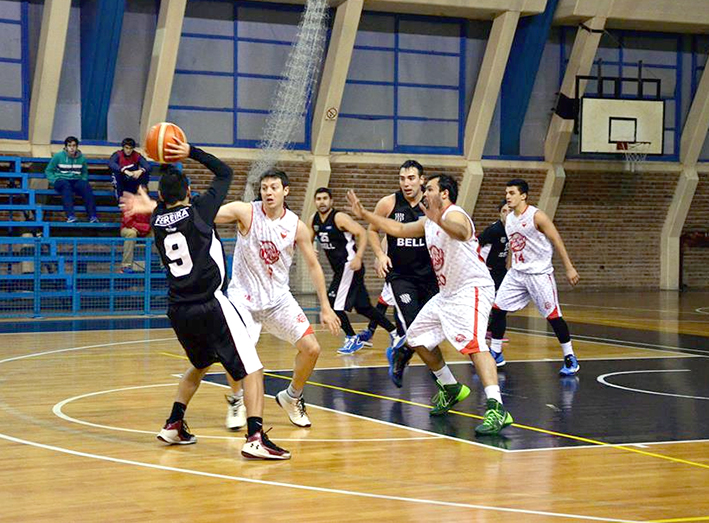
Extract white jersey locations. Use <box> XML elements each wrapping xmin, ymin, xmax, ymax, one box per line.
<box><xmin>505</xmin><ymin>204</ymin><xmax>553</xmax><ymax>274</ymax></box>
<box><xmin>424</xmin><ymin>204</ymin><xmax>493</xmax><ymax>297</ymax></box>
<box><xmin>228</xmin><ymin>201</ymin><xmax>299</xmax><ymax>310</ymax></box>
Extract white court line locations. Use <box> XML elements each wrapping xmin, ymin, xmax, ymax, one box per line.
<box><xmin>560</xmin><ymin>301</ymin><xmax>709</xmax><ymax>317</ymax></box>
<box><xmin>0</xmin><ymin>432</ymin><xmax>640</xmax><ymax>522</ymax></box>
<box><xmin>51</xmin><ymin>383</ymin><xmax>442</xmax><ymax>444</ymax></box>
<box><xmin>597</xmin><ymin>369</ymin><xmax>709</xmax><ymax>401</ymax></box>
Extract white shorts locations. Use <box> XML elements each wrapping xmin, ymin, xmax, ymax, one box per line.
<box><xmin>494</xmin><ymin>269</ymin><xmax>562</xmax><ymax>319</ymax></box>
<box><xmin>229</xmin><ymin>292</ymin><xmax>314</xmax><ymax>346</ymax></box>
<box><xmin>378</xmin><ymin>282</ymin><xmax>394</xmax><ymax>307</ymax></box>
<box><xmin>407</xmin><ymin>285</ymin><xmax>494</xmax><ymax>354</ymax></box>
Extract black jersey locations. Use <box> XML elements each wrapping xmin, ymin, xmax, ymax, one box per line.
<box><xmin>312</xmin><ymin>209</ymin><xmax>355</xmax><ymax>272</ymax></box>
<box><xmin>478</xmin><ymin>219</ymin><xmax>508</xmax><ymax>276</ymax></box>
<box><xmin>386</xmin><ymin>191</ymin><xmax>436</xmax><ymax>283</ymax></box>
<box><xmin>152</xmin><ymin>147</ymin><xmax>232</xmax><ymax>304</ymax></box>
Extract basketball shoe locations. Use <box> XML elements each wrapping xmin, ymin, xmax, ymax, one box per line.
<box><xmin>275</xmin><ymin>389</ymin><xmax>312</xmax><ymax>427</ymax></box>
<box><xmin>490</xmin><ymin>349</ymin><xmax>506</xmax><ymax>367</ymax></box>
<box><xmin>387</xmin><ymin>346</ymin><xmax>414</xmax><ymax>388</ymax></box>
<box><xmin>157</xmin><ymin>419</ymin><xmax>197</xmax><ymax>445</ymax></box>
<box><xmin>357</xmin><ymin>328</ymin><xmax>375</xmax><ymax>347</ymax></box>
<box><xmin>475</xmin><ymin>398</ymin><xmax>514</xmax><ymax>436</ymax></box>
<box><xmin>559</xmin><ymin>354</ymin><xmax>580</xmax><ymax>376</ymax></box>
<box><xmin>387</xmin><ymin>331</ymin><xmax>407</xmax><ymax>352</ymax></box>
<box><xmin>241</xmin><ymin>430</ymin><xmax>291</xmax><ymax>460</ymax></box>
<box><xmin>225</xmin><ymin>393</ymin><xmax>247</xmax><ymax>430</ymax></box>
<box><xmin>337</xmin><ymin>335</ymin><xmax>364</xmax><ymax>355</ymax></box>
<box><xmin>430</xmin><ymin>381</ymin><xmax>470</xmax><ymax>416</ymax></box>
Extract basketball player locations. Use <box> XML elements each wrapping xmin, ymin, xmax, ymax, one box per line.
<box><xmin>120</xmin><ymin>139</ymin><xmax>289</xmax><ymax>460</ymax></box>
<box><xmin>366</xmin><ymin>160</ymin><xmax>439</xmax><ymax>387</ymax></box>
<box><xmin>489</xmin><ymin>179</ymin><xmax>580</xmax><ymax>375</ymax></box>
<box><xmin>215</xmin><ymin>169</ymin><xmax>340</xmax><ymax>428</ymax></box>
<box><xmin>478</xmin><ymin>199</ymin><xmax>511</xmax><ymax>290</ymax></box>
<box><xmin>347</xmin><ymin>174</ymin><xmax>513</xmax><ymax>435</ymax></box>
<box><xmin>310</xmin><ymin>187</ymin><xmax>403</xmax><ymax>354</ymax></box>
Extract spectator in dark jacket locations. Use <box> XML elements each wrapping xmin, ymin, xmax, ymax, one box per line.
<box><xmin>109</xmin><ymin>137</ymin><xmax>152</xmax><ymax>199</ymax></box>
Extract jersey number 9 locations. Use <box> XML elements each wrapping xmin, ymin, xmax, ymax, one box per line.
<box><xmin>164</xmin><ymin>232</ymin><xmax>194</xmax><ymax>277</ymax></box>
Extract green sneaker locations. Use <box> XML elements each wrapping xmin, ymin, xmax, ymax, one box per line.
<box><xmin>430</xmin><ymin>381</ymin><xmax>470</xmax><ymax>416</ymax></box>
<box><xmin>475</xmin><ymin>398</ymin><xmax>514</xmax><ymax>436</ymax></box>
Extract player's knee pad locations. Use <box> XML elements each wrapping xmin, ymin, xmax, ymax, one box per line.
<box><xmin>547</xmin><ymin>317</ymin><xmax>571</xmax><ymax>344</ymax></box>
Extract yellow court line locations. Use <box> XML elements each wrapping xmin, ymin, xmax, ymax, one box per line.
<box><xmin>157</xmin><ymin>352</ymin><xmax>709</xmax><ymax>471</ymax></box>
<box><xmin>263</xmin><ymin>372</ymin><xmax>709</xmax><ymax>472</ymax></box>
<box><xmin>647</xmin><ymin>517</ymin><xmax>709</xmax><ymax>523</ymax></box>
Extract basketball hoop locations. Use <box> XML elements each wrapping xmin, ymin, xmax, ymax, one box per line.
<box><xmin>616</xmin><ymin>141</ymin><xmax>651</xmax><ymax>172</ymax></box>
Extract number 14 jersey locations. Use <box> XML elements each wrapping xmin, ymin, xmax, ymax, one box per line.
<box><xmin>505</xmin><ymin>204</ymin><xmax>553</xmax><ymax>274</ymax></box>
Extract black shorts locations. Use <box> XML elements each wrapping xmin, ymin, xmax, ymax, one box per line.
<box><xmin>389</xmin><ymin>276</ymin><xmax>439</xmax><ymax>330</ymax></box>
<box><xmin>490</xmin><ymin>269</ymin><xmax>507</xmax><ymax>291</ymax></box>
<box><xmin>167</xmin><ymin>295</ymin><xmax>260</xmax><ymax>381</ymax></box>
<box><xmin>328</xmin><ymin>266</ymin><xmax>371</xmax><ymax>312</ymax></box>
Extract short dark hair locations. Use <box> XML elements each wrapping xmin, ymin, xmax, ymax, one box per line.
<box><xmin>122</xmin><ymin>137</ymin><xmax>136</xmax><ymax>148</ymax></box>
<box><xmin>64</xmin><ymin>136</ymin><xmax>79</xmax><ymax>147</ymax></box>
<box><xmin>314</xmin><ymin>187</ymin><xmax>332</xmax><ymax>198</ymax></box>
<box><xmin>427</xmin><ymin>174</ymin><xmax>458</xmax><ymax>204</ymax></box>
<box><xmin>506</xmin><ymin>178</ymin><xmax>529</xmax><ymax>196</ymax></box>
<box><xmin>400</xmin><ymin>159</ymin><xmax>424</xmax><ymax>177</ymax></box>
<box><xmin>497</xmin><ymin>199</ymin><xmax>507</xmax><ymax>212</ymax></box>
<box><xmin>158</xmin><ymin>164</ymin><xmax>189</xmax><ymax>205</ymax></box>
<box><xmin>259</xmin><ymin>168</ymin><xmax>289</xmax><ymax>188</ymax></box>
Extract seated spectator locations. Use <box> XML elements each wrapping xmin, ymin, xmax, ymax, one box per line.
<box><xmin>120</xmin><ymin>209</ymin><xmax>151</xmax><ymax>273</ymax></box>
<box><xmin>45</xmin><ymin>136</ymin><xmax>98</xmax><ymax>223</ymax></box>
<box><xmin>109</xmin><ymin>137</ymin><xmax>151</xmax><ymax>199</ymax></box>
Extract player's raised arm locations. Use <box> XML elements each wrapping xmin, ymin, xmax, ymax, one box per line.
<box><xmin>295</xmin><ymin>220</ymin><xmax>341</xmax><ymax>335</ymax></box>
<box><xmin>365</xmin><ymin>195</ymin><xmax>394</xmax><ymax>278</ymax></box>
<box><xmin>534</xmin><ymin>210</ymin><xmax>579</xmax><ymax>286</ymax></box>
<box><xmin>347</xmin><ymin>190</ymin><xmax>425</xmax><ymax>238</ymax></box>
<box><xmin>215</xmin><ymin>200</ymin><xmax>253</xmax><ymax>233</ymax></box>
<box><xmin>119</xmin><ymin>186</ymin><xmax>157</xmax><ymax>217</ymax></box>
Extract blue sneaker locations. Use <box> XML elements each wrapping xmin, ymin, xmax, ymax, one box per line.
<box><xmin>388</xmin><ymin>346</ymin><xmax>414</xmax><ymax>388</ymax></box>
<box><xmin>559</xmin><ymin>354</ymin><xmax>580</xmax><ymax>376</ymax></box>
<box><xmin>66</xmin><ymin>216</ymin><xmax>77</xmax><ymax>223</ymax></box>
<box><xmin>337</xmin><ymin>335</ymin><xmax>364</xmax><ymax>355</ymax></box>
<box><xmin>357</xmin><ymin>329</ymin><xmax>374</xmax><ymax>347</ymax></box>
<box><xmin>490</xmin><ymin>349</ymin><xmax>506</xmax><ymax>367</ymax></box>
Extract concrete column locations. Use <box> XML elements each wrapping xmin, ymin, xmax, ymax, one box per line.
<box><xmin>28</xmin><ymin>0</ymin><xmax>72</xmax><ymax>156</ymax></box>
<box><xmin>139</xmin><ymin>0</ymin><xmax>187</xmax><ymax>142</ymax></box>
<box><xmin>464</xmin><ymin>10</ymin><xmax>520</xmax><ymax>162</ymax></box>
<box><xmin>458</xmin><ymin>161</ymin><xmax>484</xmax><ymax>215</ymax></box>
<box><xmin>681</xmin><ymin>52</ymin><xmax>709</xmax><ymax>166</ymax></box>
<box><xmin>311</xmin><ymin>0</ymin><xmax>363</xmax><ymax>156</ymax></box>
<box><xmin>544</xmin><ymin>16</ymin><xmax>606</xmax><ymax>164</ymax></box>
<box><xmin>660</xmin><ymin>168</ymin><xmax>698</xmax><ymax>290</ymax></box>
<box><xmin>537</xmin><ymin>163</ymin><xmax>566</xmax><ymax>218</ymax></box>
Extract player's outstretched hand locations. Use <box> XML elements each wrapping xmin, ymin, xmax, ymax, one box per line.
<box><xmin>164</xmin><ymin>137</ymin><xmax>190</xmax><ymax>162</ymax></box>
<box><xmin>119</xmin><ymin>186</ymin><xmax>156</xmax><ymax>217</ymax></box>
<box><xmin>346</xmin><ymin>190</ymin><xmax>365</xmax><ymax>219</ymax></box>
<box><xmin>374</xmin><ymin>253</ymin><xmax>392</xmax><ymax>278</ymax></box>
<box><xmin>321</xmin><ymin>306</ymin><xmax>341</xmax><ymax>336</ymax></box>
<box><xmin>419</xmin><ymin>194</ymin><xmax>443</xmax><ymax>225</ymax></box>
<box><xmin>566</xmin><ymin>266</ymin><xmax>580</xmax><ymax>286</ymax></box>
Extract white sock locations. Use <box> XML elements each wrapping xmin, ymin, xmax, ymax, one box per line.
<box><xmin>389</xmin><ymin>329</ymin><xmax>397</xmax><ymax>336</ymax></box>
<box><xmin>287</xmin><ymin>383</ymin><xmax>302</xmax><ymax>399</ymax></box>
<box><xmin>433</xmin><ymin>365</ymin><xmax>457</xmax><ymax>385</ymax></box>
<box><xmin>484</xmin><ymin>385</ymin><xmax>502</xmax><ymax>404</ymax></box>
<box><xmin>490</xmin><ymin>339</ymin><xmax>503</xmax><ymax>353</ymax></box>
<box><xmin>561</xmin><ymin>341</ymin><xmax>574</xmax><ymax>357</ymax></box>
<box><xmin>232</xmin><ymin>389</ymin><xmax>244</xmax><ymax>399</ymax></box>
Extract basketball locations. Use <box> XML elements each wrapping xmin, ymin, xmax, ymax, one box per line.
<box><xmin>144</xmin><ymin>122</ymin><xmax>187</xmax><ymax>163</ymax></box>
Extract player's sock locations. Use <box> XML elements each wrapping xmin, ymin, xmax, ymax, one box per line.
<box><xmin>167</xmin><ymin>402</ymin><xmax>186</xmax><ymax>424</ymax></box>
<box><xmin>561</xmin><ymin>341</ymin><xmax>574</xmax><ymax>357</ymax></box>
<box><xmin>246</xmin><ymin>416</ymin><xmax>263</xmax><ymax>437</ymax></box>
<box><xmin>490</xmin><ymin>338</ymin><xmax>503</xmax><ymax>353</ymax></box>
<box><xmin>287</xmin><ymin>383</ymin><xmax>303</xmax><ymax>399</ymax></box>
<box><xmin>484</xmin><ymin>385</ymin><xmax>503</xmax><ymax>404</ymax></box>
<box><xmin>433</xmin><ymin>365</ymin><xmax>457</xmax><ymax>386</ymax></box>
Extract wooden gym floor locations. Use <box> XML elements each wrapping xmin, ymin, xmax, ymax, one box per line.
<box><xmin>2</xmin><ymin>290</ymin><xmax>709</xmax><ymax>522</ymax></box>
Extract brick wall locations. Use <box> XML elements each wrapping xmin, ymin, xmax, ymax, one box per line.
<box><xmin>553</xmin><ymin>169</ymin><xmax>677</xmax><ymax>289</ymax></box>
<box><xmin>682</xmin><ymin>171</ymin><xmax>709</xmax><ymax>288</ymax></box>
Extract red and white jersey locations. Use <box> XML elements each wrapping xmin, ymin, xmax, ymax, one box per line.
<box><xmin>505</xmin><ymin>204</ymin><xmax>553</xmax><ymax>274</ymax></box>
<box><xmin>228</xmin><ymin>201</ymin><xmax>299</xmax><ymax>310</ymax></box>
<box><xmin>424</xmin><ymin>204</ymin><xmax>493</xmax><ymax>296</ymax></box>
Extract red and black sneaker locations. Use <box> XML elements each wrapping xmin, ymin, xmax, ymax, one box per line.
<box><xmin>157</xmin><ymin>419</ymin><xmax>197</xmax><ymax>445</ymax></box>
<box><xmin>241</xmin><ymin>429</ymin><xmax>291</xmax><ymax>460</ymax></box>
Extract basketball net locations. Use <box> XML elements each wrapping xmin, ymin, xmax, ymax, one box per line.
<box><xmin>616</xmin><ymin>141</ymin><xmax>650</xmax><ymax>173</ymax></box>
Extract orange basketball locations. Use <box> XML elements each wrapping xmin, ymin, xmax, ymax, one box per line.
<box><xmin>144</xmin><ymin>122</ymin><xmax>187</xmax><ymax>163</ymax></box>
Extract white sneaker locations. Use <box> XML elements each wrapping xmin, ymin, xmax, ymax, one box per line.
<box><xmin>241</xmin><ymin>430</ymin><xmax>291</xmax><ymax>460</ymax></box>
<box><xmin>275</xmin><ymin>389</ymin><xmax>312</xmax><ymax>427</ymax></box>
<box><xmin>225</xmin><ymin>394</ymin><xmax>246</xmax><ymax>430</ymax></box>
